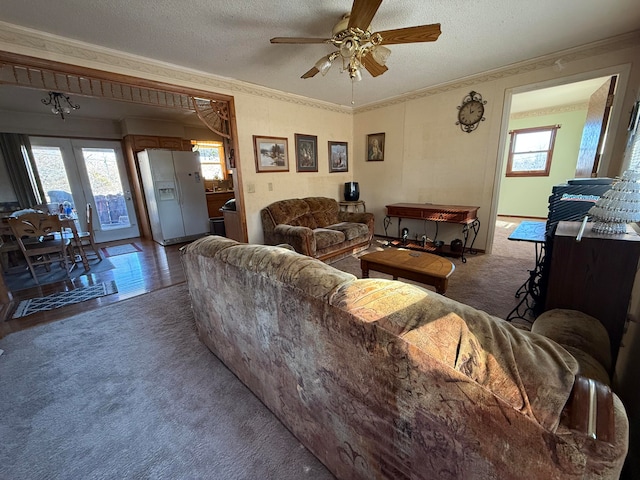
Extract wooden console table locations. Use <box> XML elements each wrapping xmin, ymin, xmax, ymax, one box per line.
<box><xmin>384</xmin><ymin>203</ymin><xmax>480</xmax><ymax>262</ymax></box>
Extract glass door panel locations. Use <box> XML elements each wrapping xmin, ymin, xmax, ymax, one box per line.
<box><xmin>72</xmin><ymin>140</ymin><xmax>139</xmax><ymax>243</ymax></box>
<box><xmin>80</xmin><ymin>147</ymin><xmax>132</xmax><ymax>230</ymax></box>
<box><xmin>31</xmin><ymin>145</ymin><xmax>75</xmax><ymax>213</ymax></box>
<box><xmin>29</xmin><ymin>137</ymin><xmax>139</xmax><ymax>243</ymax></box>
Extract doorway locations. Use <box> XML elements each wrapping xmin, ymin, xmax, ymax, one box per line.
<box><xmin>0</xmin><ymin>52</ymin><xmax>245</xmax><ymax>245</ymax></box>
<box><xmin>489</xmin><ymin>69</ymin><xmax>626</xmax><ymax>253</ymax></box>
<box><xmin>30</xmin><ymin>137</ymin><xmax>140</xmax><ymax>243</ymax></box>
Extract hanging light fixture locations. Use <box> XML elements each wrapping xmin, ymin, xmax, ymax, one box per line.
<box><xmin>309</xmin><ymin>29</ymin><xmax>391</xmax><ymax>84</ymax></box>
<box><xmin>41</xmin><ymin>91</ymin><xmax>80</xmax><ymax>120</ymax></box>
<box><xmin>314</xmin><ymin>52</ymin><xmax>340</xmax><ymax>76</ymax></box>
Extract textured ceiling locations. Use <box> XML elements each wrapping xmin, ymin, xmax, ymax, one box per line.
<box><xmin>1</xmin><ymin>0</ymin><xmax>639</xmax><ymax>107</ymax></box>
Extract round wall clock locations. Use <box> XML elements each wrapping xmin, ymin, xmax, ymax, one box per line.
<box><xmin>456</xmin><ymin>91</ymin><xmax>487</xmax><ymax>133</ymax></box>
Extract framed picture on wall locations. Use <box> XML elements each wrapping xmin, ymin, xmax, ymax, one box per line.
<box><xmin>367</xmin><ymin>132</ymin><xmax>385</xmax><ymax>161</ymax></box>
<box><xmin>295</xmin><ymin>134</ymin><xmax>318</xmax><ymax>172</ymax></box>
<box><xmin>328</xmin><ymin>141</ymin><xmax>348</xmax><ymax>173</ymax></box>
<box><xmin>253</xmin><ymin>135</ymin><xmax>289</xmax><ymax>172</ymax></box>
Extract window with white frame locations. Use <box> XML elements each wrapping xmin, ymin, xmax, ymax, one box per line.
<box><xmin>192</xmin><ymin>141</ymin><xmax>226</xmax><ymax>180</ymax></box>
<box><xmin>506</xmin><ymin>125</ymin><xmax>560</xmax><ymax>177</ymax></box>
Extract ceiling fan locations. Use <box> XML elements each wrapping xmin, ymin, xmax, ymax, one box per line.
<box><xmin>270</xmin><ymin>0</ymin><xmax>441</xmax><ymax>82</ymax></box>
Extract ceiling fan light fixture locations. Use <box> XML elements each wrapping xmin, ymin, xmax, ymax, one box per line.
<box><xmin>371</xmin><ymin>45</ymin><xmax>391</xmax><ymax>66</ymax></box>
<box><xmin>340</xmin><ymin>37</ymin><xmax>358</xmax><ymax>58</ymax></box>
<box><xmin>315</xmin><ymin>56</ymin><xmax>333</xmax><ymax>76</ymax></box>
<box><xmin>348</xmin><ymin>60</ymin><xmax>362</xmax><ymax>82</ymax></box>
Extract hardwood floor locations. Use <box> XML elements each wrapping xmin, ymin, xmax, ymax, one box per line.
<box><xmin>0</xmin><ymin>238</ymin><xmax>186</xmax><ymax>338</ymax></box>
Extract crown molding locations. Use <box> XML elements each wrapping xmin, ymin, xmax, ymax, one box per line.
<box><xmin>1</xmin><ymin>21</ymin><xmax>638</xmax><ymax>117</ymax></box>
<box><xmin>354</xmin><ymin>30</ymin><xmax>640</xmax><ymax>114</ymax></box>
<box><xmin>0</xmin><ymin>21</ymin><xmax>352</xmax><ymax>115</ymax></box>
<box><xmin>510</xmin><ymin>102</ymin><xmax>589</xmax><ymax>120</ymax></box>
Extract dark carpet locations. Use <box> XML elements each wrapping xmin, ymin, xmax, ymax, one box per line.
<box><xmin>0</xmin><ymin>284</ymin><xmax>335</xmax><ymax>480</ymax></box>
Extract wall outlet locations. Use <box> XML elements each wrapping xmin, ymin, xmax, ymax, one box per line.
<box><xmin>247</xmin><ymin>183</ymin><xmax>255</xmax><ymax>193</ymax></box>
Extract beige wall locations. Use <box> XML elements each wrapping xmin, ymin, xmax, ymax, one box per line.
<box><xmin>353</xmin><ymin>40</ymin><xmax>640</xmax><ymax>251</ymax></box>
<box><xmin>233</xmin><ymin>96</ymin><xmax>353</xmax><ymax>244</ymax></box>
<box><xmin>497</xmin><ymin>108</ymin><xmax>588</xmax><ymax>218</ymax></box>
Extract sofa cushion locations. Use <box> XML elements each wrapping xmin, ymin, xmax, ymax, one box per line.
<box><xmin>326</xmin><ymin>222</ymin><xmax>369</xmax><ymax>241</ymax></box>
<box><xmin>331</xmin><ymin>279</ymin><xmax>579</xmax><ymax>432</ymax></box>
<box><xmin>532</xmin><ymin>309</ymin><xmax>612</xmax><ymax>373</ymax></box>
<box><xmin>288</xmin><ymin>213</ymin><xmax>317</xmax><ymax>229</ymax></box>
<box><xmin>265</xmin><ymin>198</ymin><xmax>312</xmax><ymax>225</ymax></box>
<box><xmin>304</xmin><ymin>197</ymin><xmax>339</xmax><ymax>227</ymax></box>
<box><xmin>562</xmin><ymin>346</ymin><xmax>611</xmax><ymax>386</ymax></box>
<box><xmin>313</xmin><ymin>228</ymin><xmax>345</xmax><ymax>250</ymax></box>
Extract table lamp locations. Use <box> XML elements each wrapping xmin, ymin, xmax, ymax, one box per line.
<box><xmin>588</xmin><ymin>169</ymin><xmax>640</xmax><ymax>234</ymax></box>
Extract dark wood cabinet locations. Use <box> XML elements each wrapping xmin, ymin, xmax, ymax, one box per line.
<box><xmin>127</xmin><ymin>135</ymin><xmax>191</xmax><ymax>152</ymax></box>
<box><xmin>545</xmin><ymin>221</ymin><xmax>640</xmax><ymax>366</ymax></box>
<box><xmin>206</xmin><ymin>191</ymin><xmax>234</xmax><ymax>218</ymax></box>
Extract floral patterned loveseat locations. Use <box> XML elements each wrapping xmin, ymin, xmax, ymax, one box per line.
<box><xmin>260</xmin><ymin>196</ymin><xmax>374</xmax><ymax>263</ymax></box>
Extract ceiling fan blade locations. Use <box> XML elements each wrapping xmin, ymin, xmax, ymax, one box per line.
<box><xmin>362</xmin><ymin>57</ymin><xmax>388</xmax><ymax>77</ymax></box>
<box><xmin>301</xmin><ymin>66</ymin><xmax>320</xmax><ymax>79</ymax></box>
<box><xmin>376</xmin><ymin>24</ymin><xmax>442</xmax><ymax>44</ymax></box>
<box><xmin>270</xmin><ymin>37</ymin><xmax>330</xmax><ymax>44</ymax></box>
<box><xmin>348</xmin><ymin>0</ymin><xmax>383</xmax><ymax>30</ymax></box>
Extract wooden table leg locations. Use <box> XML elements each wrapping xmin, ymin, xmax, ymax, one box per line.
<box><xmin>0</xmin><ymin>270</ymin><xmax>11</xmax><ymax>304</ymax></box>
<box><xmin>361</xmin><ymin>260</ymin><xmax>370</xmax><ymax>278</ymax></box>
<box><xmin>435</xmin><ymin>278</ymin><xmax>448</xmax><ymax>295</ymax></box>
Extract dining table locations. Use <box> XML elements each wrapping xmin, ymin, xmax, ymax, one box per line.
<box><xmin>0</xmin><ymin>214</ymin><xmax>90</xmax><ymax>303</ymax></box>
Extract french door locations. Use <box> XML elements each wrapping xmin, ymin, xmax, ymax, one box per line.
<box><xmin>29</xmin><ymin>137</ymin><xmax>140</xmax><ymax>243</ymax></box>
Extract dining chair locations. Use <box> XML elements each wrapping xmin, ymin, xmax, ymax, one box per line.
<box><xmin>0</xmin><ymin>222</ymin><xmax>21</xmax><ymax>272</ymax></box>
<box><xmin>67</xmin><ymin>203</ymin><xmax>102</xmax><ymax>261</ymax></box>
<box><xmin>8</xmin><ymin>212</ymin><xmax>74</xmax><ymax>284</ymax></box>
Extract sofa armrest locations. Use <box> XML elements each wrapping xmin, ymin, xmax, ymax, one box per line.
<box><xmin>273</xmin><ymin>224</ymin><xmax>316</xmax><ymax>256</ymax></box>
<box><xmin>337</xmin><ymin>211</ymin><xmax>375</xmax><ymax>236</ymax></box>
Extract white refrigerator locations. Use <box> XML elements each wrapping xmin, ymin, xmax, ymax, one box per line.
<box><xmin>138</xmin><ymin>149</ymin><xmax>209</xmax><ymax>246</ymax></box>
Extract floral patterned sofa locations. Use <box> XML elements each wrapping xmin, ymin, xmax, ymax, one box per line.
<box><xmin>260</xmin><ymin>196</ymin><xmax>374</xmax><ymax>263</ymax></box>
<box><xmin>182</xmin><ymin>235</ymin><xmax>628</xmax><ymax>480</ymax></box>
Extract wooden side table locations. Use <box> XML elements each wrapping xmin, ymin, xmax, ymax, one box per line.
<box><xmin>339</xmin><ymin>200</ymin><xmax>366</xmax><ymax>213</ymax></box>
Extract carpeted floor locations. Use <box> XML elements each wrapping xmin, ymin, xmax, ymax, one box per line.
<box><xmin>0</xmin><ymin>225</ymin><xmax>535</xmax><ymax>479</ymax></box>
<box><xmin>0</xmin><ymin>284</ymin><xmax>335</xmax><ymax>480</ymax></box>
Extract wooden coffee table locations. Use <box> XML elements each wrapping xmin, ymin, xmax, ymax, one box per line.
<box><xmin>360</xmin><ymin>248</ymin><xmax>455</xmax><ymax>294</ymax></box>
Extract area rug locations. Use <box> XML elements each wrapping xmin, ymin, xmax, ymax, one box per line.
<box><xmin>101</xmin><ymin>243</ymin><xmax>143</xmax><ymax>257</ymax></box>
<box><xmin>11</xmin><ymin>281</ymin><xmax>118</xmax><ymax>319</ymax></box>
<box><xmin>5</xmin><ymin>258</ymin><xmax>115</xmax><ymax>292</ymax></box>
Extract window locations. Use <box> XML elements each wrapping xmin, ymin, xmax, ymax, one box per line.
<box><xmin>192</xmin><ymin>141</ymin><xmax>226</xmax><ymax>180</ymax></box>
<box><xmin>506</xmin><ymin>125</ymin><xmax>560</xmax><ymax>177</ymax></box>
